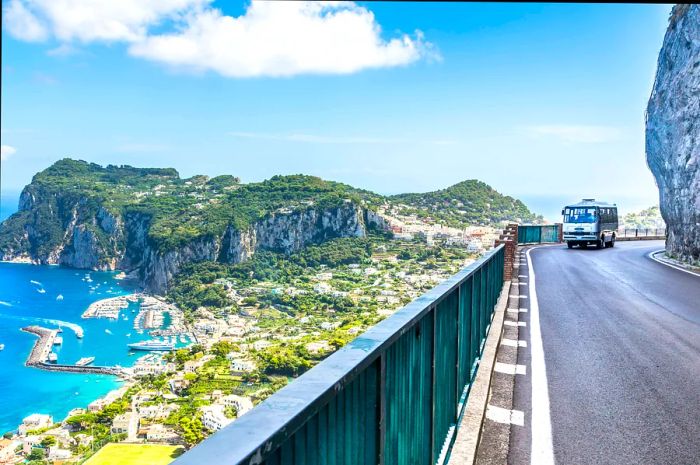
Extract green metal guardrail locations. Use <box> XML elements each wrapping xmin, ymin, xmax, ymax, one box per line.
<box><xmin>518</xmin><ymin>224</ymin><xmax>560</xmax><ymax>244</ymax></box>
<box><xmin>173</xmin><ymin>245</ymin><xmax>506</xmax><ymax>465</ymax></box>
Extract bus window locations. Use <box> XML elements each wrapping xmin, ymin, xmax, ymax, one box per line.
<box><xmin>565</xmin><ymin>208</ymin><xmax>597</xmax><ymax>223</ymax></box>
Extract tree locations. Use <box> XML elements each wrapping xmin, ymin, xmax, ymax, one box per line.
<box><xmin>27</xmin><ymin>448</ymin><xmax>46</xmax><ymax>461</ymax></box>
<box><xmin>40</xmin><ymin>436</ymin><xmax>56</xmax><ymax>447</ymax></box>
<box><xmin>211</xmin><ymin>341</ymin><xmax>234</xmax><ymax>358</ymax></box>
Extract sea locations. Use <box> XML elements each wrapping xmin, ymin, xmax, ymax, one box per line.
<box><xmin>0</xmin><ymin>263</ymin><xmax>154</xmax><ymax>434</ymax></box>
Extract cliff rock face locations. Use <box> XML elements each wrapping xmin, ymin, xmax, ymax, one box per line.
<box><xmin>646</xmin><ymin>4</ymin><xmax>700</xmax><ymax>262</ymax></box>
<box><xmin>0</xmin><ymin>185</ymin><xmax>368</xmax><ymax>293</ymax></box>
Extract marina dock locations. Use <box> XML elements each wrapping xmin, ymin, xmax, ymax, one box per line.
<box><xmin>20</xmin><ymin>326</ymin><xmax>126</xmax><ymax>377</ymax></box>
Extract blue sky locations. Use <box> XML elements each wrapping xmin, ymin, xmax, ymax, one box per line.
<box><xmin>0</xmin><ymin>1</ymin><xmax>672</xmax><ymax>221</ymax></box>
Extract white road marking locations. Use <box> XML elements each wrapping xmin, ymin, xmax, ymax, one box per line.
<box><xmin>518</xmin><ymin>282</ymin><xmax>528</xmax><ymax>286</ymax></box>
<box><xmin>507</xmin><ymin>308</ymin><xmax>527</xmax><ymax>314</ymax></box>
<box><xmin>495</xmin><ymin>362</ymin><xmax>527</xmax><ymax>375</ymax></box>
<box><xmin>507</xmin><ymin>308</ymin><xmax>528</xmax><ymax>314</ymax></box>
<box><xmin>526</xmin><ymin>247</ymin><xmax>555</xmax><ymax>465</ymax></box>
<box><xmin>504</xmin><ymin>320</ymin><xmax>527</xmax><ymax>327</ymax></box>
<box><xmin>510</xmin><ymin>295</ymin><xmax>528</xmax><ymax>299</ymax></box>
<box><xmin>518</xmin><ymin>275</ymin><xmax>529</xmax><ymax>278</ymax></box>
<box><xmin>486</xmin><ymin>405</ymin><xmax>525</xmax><ymax>426</ymax></box>
<box><xmin>647</xmin><ymin>249</ymin><xmax>700</xmax><ymax>277</ymax></box>
<box><xmin>501</xmin><ymin>338</ymin><xmax>527</xmax><ymax>347</ymax></box>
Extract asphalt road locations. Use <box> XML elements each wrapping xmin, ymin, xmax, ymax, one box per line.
<box><xmin>509</xmin><ymin>240</ymin><xmax>700</xmax><ymax>465</ymax></box>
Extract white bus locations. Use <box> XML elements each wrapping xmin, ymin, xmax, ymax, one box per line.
<box><xmin>562</xmin><ymin>199</ymin><xmax>618</xmax><ymax>249</ymax></box>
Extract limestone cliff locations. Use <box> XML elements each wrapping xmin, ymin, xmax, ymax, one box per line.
<box><xmin>646</xmin><ymin>4</ymin><xmax>700</xmax><ymax>262</ymax></box>
<box><xmin>0</xmin><ymin>160</ymin><xmax>370</xmax><ymax>293</ymax></box>
<box><xmin>1</xmin><ymin>190</ymin><xmax>367</xmax><ymax>293</ymax></box>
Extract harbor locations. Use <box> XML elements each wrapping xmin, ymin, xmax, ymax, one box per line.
<box><xmin>21</xmin><ymin>326</ymin><xmax>126</xmax><ymax>377</ymax></box>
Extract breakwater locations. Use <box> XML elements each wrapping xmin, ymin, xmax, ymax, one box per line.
<box><xmin>21</xmin><ymin>325</ymin><xmax>126</xmax><ymax>377</ymax></box>
<box><xmin>21</xmin><ymin>325</ymin><xmax>57</xmax><ymax>365</ymax></box>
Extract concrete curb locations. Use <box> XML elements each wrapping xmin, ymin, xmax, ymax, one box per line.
<box><xmin>648</xmin><ymin>250</ymin><xmax>700</xmax><ymax>277</ymax></box>
<box><xmin>448</xmin><ymin>280</ymin><xmax>512</xmax><ymax>465</ymax></box>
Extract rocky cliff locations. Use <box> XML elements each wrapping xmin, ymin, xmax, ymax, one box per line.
<box><xmin>1</xmin><ymin>190</ymin><xmax>366</xmax><ymax>293</ymax></box>
<box><xmin>646</xmin><ymin>4</ymin><xmax>700</xmax><ymax>263</ymax></box>
<box><xmin>0</xmin><ymin>160</ymin><xmax>370</xmax><ymax>293</ymax></box>
<box><xmin>1</xmin><ymin>159</ymin><xmax>539</xmax><ymax>291</ymax></box>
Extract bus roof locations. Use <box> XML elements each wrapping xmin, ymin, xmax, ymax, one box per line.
<box><xmin>565</xmin><ymin>198</ymin><xmax>617</xmax><ymax>208</ymax></box>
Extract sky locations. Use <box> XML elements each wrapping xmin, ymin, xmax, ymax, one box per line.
<box><xmin>0</xmin><ymin>1</ymin><xmax>673</xmax><ymax>221</ymax></box>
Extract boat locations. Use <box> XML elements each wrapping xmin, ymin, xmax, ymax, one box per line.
<box><xmin>105</xmin><ymin>329</ymin><xmax>113</xmax><ymax>335</ymax></box>
<box><xmin>48</xmin><ymin>353</ymin><xmax>58</xmax><ymax>363</ymax></box>
<box><xmin>128</xmin><ymin>340</ymin><xmax>175</xmax><ymax>352</ymax></box>
<box><xmin>75</xmin><ymin>328</ymin><xmax>84</xmax><ymax>338</ymax></box>
<box><xmin>37</xmin><ymin>288</ymin><xmax>46</xmax><ymax>294</ymax></box>
<box><xmin>76</xmin><ymin>357</ymin><xmax>95</xmax><ymax>366</ymax></box>
<box><xmin>54</xmin><ymin>337</ymin><xmax>63</xmax><ymax>345</ymax></box>
<box><xmin>56</xmin><ymin>294</ymin><xmax>64</xmax><ymax>301</ymax></box>
<box><xmin>0</xmin><ymin>344</ymin><xmax>4</xmax><ymax>351</ymax></box>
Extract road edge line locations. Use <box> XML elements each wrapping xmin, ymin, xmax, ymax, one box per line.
<box><xmin>527</xmin><ymin>246</ymin><xmax>555</xmax><ymax>465</ymax></box>
<box><xmin>647</xmin><ymin>249</ymin><xmax>700</xmax><ymax>277</ymax></box>
<box><xmin>448</xmin><ymin>280</ymin><xmax>512</xmax><ymax>465</ymax></box>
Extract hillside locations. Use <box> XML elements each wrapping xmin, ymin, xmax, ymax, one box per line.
<box><xmin>621</xmin><ymin>206</ymin><xmax>666</xmax><ymax>230</ymax></box>
<box><xmin>0</xmin><ymin>160</ymin><xmax>539</xmax><ymax>292</ymax></box>
<box><xmin>391</xmin><ymin>180</ymin><xmax>542</xmax><ymax>227</ymax></box>
<box><xmin>0</xmin><ymin>159</ymin><xmax>372</xmax><ymax>292</ymax></box>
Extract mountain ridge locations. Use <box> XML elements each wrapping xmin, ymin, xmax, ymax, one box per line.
<box><xmin>0</xmin><ymin>159</ymin><xmax>540</xmax><ymax>292</ymax></box>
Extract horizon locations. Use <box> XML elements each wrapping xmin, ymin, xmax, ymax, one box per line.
<box><xmin>1</xmin><ymin>2</ymin><xmax>672</xmax><ymax>222</ymax></box>
<box><xmin>0</xmin><ymin>157</ymin><xmax>657</xmax><ymax>223</ymax></box>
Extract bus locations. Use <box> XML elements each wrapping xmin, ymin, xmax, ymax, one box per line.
<box><xmin>562</xmin><ymin>199</ymin><xmax>618</xmax><ymax>249</ymax></box>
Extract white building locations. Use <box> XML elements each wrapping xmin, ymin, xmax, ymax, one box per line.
<box><xmin>201</xmin><ymin>405</ymin><xmax>233</xmax><ymax>432</ymax></box>
<box><xmin>132</xmin><ymin>362</ymin><xmax>175</xmax><ymax>377</ymax></box>
<box><xmin>230</xmin><ymin>358</ymin><xmax>256</xmax><ymax>374</ymax></box>
<box><xmin>143</xmin><ymin>424</ymin><xmax>180</xmax><ymax>443</ymax></box>
<box><xmin>111</xmin><ymin>412</ymin><xmax>139</xmax><ymax>440</ymax></box>
<box><xmin>221</xmin><ymin>395</ymin><xmax>254</xmax><ymax>416</ymax></box>
<box><xmin>18</xmin><ymin>414</ymin><xmax>53</xmax><ymax>436</ymax></box>
<box><xmin>47</xmin><ymin>447</ymin><xmax>72</xmax><ymax>461</ymax></box>
<box><xmin>0</xmin><ymin>439</ymin><xmax>17</xmax><ymax>463</ymax></box>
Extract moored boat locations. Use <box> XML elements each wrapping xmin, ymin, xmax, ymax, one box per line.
<box><xmin>76</xmin><ymin>356</ymin><xmax>95</xmax><ymax>366</ymax></box>
<box><xmin>128</xmin><ymin>340</ymin><xmax>174</xmax><ymax>352</ymax></box>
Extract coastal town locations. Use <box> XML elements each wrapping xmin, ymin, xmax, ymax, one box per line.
<box><xmin>0</xmin><ymin>216</ymin><xmax>499</xmax><ymax>464</ymax></box>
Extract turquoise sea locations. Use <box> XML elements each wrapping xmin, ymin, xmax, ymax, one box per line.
<box><xmin>0</xmin><ymin>262</ymin><xmax>153</xmax><ymax>434</ymax></box>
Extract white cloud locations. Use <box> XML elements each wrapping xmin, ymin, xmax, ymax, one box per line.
<box><xmin>1</xmin><ymin>145</ymin><xmax>17</xmax><ymax>161</ymax></box>
<box><xmin>522</xmin><ymin>125</ymin><xmax>622</xmax><ymax>144</ymax></box>
<box><xmin>229</xmin><ymin>131</ymin><xmax>454</xmax><ymax>146</ymax></box>
<box><xmin>2</xmin><ymin>0</ymin><xmax>207</xmax><ymax>43</ymax></box>
<box><xmin>3</xmin><ymin>0</ymin><xmax>48</xmax><ymax>41</ymax></box>
<box><xmin>47</xmin><ymin>43</ymin><xmax>79</xmax><ymax>56</ymax></box>
<box><xmin>3</xmin><ymin>0</ymin><xmax>435</xmax><ymax>78</ymax></box>
<box><xmin>129</xmin><ymin>2</ymin><xmax>435</xmax><ymax>77</ymax></box>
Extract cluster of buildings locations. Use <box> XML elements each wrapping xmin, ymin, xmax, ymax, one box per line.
<box><xmin>200</xmin><ymin>392</ymin><xmax>254</xmax><ymax>432</ymax></box>
<box><xmin>376</xmin><ymin>206</ymin><xmax>498</xmax><ymax>252</ymax></box>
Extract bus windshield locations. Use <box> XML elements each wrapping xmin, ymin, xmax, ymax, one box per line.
<box><xmin>564</xmin><ymin>207</ymin><xmax>597</xmax><ymax>223</ymax></box>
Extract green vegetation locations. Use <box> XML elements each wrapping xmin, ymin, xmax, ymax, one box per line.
<box><xmin>0</xmin><ymin>159</ymin><xmax>537</xmax><ymax>268</ymax></box>
<box><xmin>392</xmin><ymin>179</ymin><xmax>541</xmax><ymax>227</ymax></box>
<box><xmin>621</xmin><ymin>205</ymin><xmax>665</xmax><ymax>229</ymax></box>
<box><xmin>83</xmin><ymin>443</ymin><xmax>184</xmax><ymax>465</ymax></box>
<box><xmin>0</xmin><ymin>159</ymin><xmax>373</xmax><ymax>260</ymax></box>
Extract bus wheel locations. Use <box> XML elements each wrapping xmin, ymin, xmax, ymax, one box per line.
<box><xmin>567</xmin><ymin>242</ymin><xmax>574</xmax><ymax>249</ymax></box>
<box><xmin>597</xmin><ymin>236</ymin><xmax>605</xmax><ymax>249</ymax></box>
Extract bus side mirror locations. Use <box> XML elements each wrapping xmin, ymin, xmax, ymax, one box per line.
<box><xmin>561</xmin><ymin>209</ymin><xmax>565</xmax><ymax>215</ymax></box>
